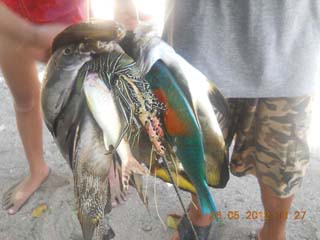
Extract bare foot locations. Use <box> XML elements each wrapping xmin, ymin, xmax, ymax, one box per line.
<box><xmin>2</xmin><ymin>166</ymin><xmax>50</xmax><ymax>214</ymax></box>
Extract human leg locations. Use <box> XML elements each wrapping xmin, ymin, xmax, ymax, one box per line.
<box><xmin>230</xmin><ymin>97</ymin><xmax>312</xmax><ymax>239</ymax></box>
<box><xmin>258</xmin><ymin>183</ymin><xmax>294</xmax><ymax>240</ymax></box>
<box><xmin>0</xmin><ymin>36</ymin><xmax>49</xmax><ymax>214</ymax></box>
<box><xmin>255</xmin><ymin>97</ymin><xmax>312</xmax><ymax>240</ymax></box>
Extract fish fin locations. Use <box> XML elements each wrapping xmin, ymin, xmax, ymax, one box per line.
<box><xmin>127</xmin><ymin>156</ymin><xmax>148</xmax><ymax>175</ymax></box>
<box><xmin>122</xmin><ymin>156</ymin><xmax>147</xmax><ymax>191</ymax></box>
<box><xmin>195</xmin><ymin>181</ymin><xmax>220</xmax><ymax>223</ymax></box>
<box><xmin>102</xmin><ymin>222</ymin><xmax>115</xmax><ymax>240</ymax></box>
<box><xmin>205</xmin><ymin>149</ymin><xmax>229</xmax><ymax>189</ymax></box>
<box><xmin>130</xmin><ymin>172</ymin><xmax>149</xmax><ymax>209</ymax></box>
<box><xmin>104</xmin><ymin>183</ymin><xmax>112</xmax><ymax>215</ymax></box>
<box><xmin>78</xmin><ymin>211</ymin><xmax>97</xmax><ymax>240</ymax></box>
<box><xmin>153</xmin><ymin>167</ymin><xmax>196</xmax><ymax>194</ymax></box>
<box><xmin>108</xmin><ymin>159</ymin><xmax>127</xmax><ymax>207</ymax></box>
<box><xmin>207</xmin><ymin>85</ymin><xmax>229</xmax><ymax>117</ymax></box>
<box><xmin>67</xmin><ymin>121</ymin><xmax>81</xmax><ymax>168</ymax></box>
<box><xmin>94</xmin><ymin>218</ymin><xmax>115</xmax><ymax>240</ymax></box>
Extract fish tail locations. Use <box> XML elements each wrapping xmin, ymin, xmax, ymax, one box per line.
<box><xmin>195</xmin><ymin>181</ymin><xmax>219</xmax><ymax>222</ymax></box>
<box><xmin>127</xmin><ymin>156</ymin><xmax>148</xmax><ymax>175</ymax></box>
<box><xmin>121</xmin><ymin>156</ymin><xmax>147</xmax><ymax>191</ymax></box>
<box><xmin>208</xmin><ymin>86</ymin><xmax>229</xmax><ymax>117</ymax></box>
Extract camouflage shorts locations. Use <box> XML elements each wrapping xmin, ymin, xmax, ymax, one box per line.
<box><xmin>219</xmin><ymin>96</ymin><xmax>312</xmax><ymax>198</ymax></box>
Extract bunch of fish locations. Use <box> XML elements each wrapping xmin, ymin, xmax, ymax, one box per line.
<box><xmin>41</xmin><ymin>20</ymin><xmax>229</xmax><ymax>240</ymax></box>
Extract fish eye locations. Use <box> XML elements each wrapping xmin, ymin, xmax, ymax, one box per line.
<box><xmin>63</xmin><ymin>47</ymin><xmax>73</xmax><ymax>55</ymax></box>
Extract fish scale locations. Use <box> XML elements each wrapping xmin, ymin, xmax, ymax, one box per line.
<box><xmin>146</xmin><ymin>60</ymin><xmax>218</xmax><ymax>215</ymax></box>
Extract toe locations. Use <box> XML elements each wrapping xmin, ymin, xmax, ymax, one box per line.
<box><xmin>2</xmin><ymin>190</ymin><xmax>13</xmax><ymax>201</ymax></box>
<box><xmin>2</xmin><ymin>200</ymin><xmax>13</xmax><ymax>210</ymax></box>
<box><xmin>2</xmin><ymin>194</ymin><xmax>12</xmax><ymax>207</ymax></box>
<box><xmin>8</xmin><ymin>205</ymin><xmax>19</xmax><ymax>215</ymax></box>
<box><xmin>111</xmin><ymin>201</ymin><xmax>118</xmax><ymax>208</ymax></box>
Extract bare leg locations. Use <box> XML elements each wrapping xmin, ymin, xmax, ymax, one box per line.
<box><xmin>258</xmin><ymin>182</ymin><xmax>293</xmax><ymax>240</ymax></box>
<box><xmin>171</xmin><ymin>193</ymin><xmax>212</xmax><ymax>240</ymax></box>
<box><xmin>0</xmin><ymin>37</ymin><xmax>49</xmax><ymax>215</ymax></box>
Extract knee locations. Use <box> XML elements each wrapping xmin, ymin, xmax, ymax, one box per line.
<box><xmin>14</xmin><ymin>95</ymin><xmax>39</xmax><ymax>113</ymax></box>
<box><xmin>0</xmin><ymin>36</ymin><xmax>32</xmax><ymax>67</ymax></box>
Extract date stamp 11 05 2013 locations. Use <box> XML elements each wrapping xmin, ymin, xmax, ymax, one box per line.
<box><xmin>213</xmin><ymin>210</ymin><xmax>307</xmax><ymax>221</ymax></box>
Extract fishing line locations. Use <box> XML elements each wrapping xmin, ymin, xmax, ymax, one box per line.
<box><xmin>153</xmin><ymin>172</ymin><xmax>167</xmax><ymax>230</ymax></box>
<box><xmin>161</xmin><ymin>155</ymin><xmax>200</xmax><ymax>240</ymax></box>
<box><xmin>143</xmin><ymin>145</ymin><xmax>154</xmax><ymax>204</ymax></box>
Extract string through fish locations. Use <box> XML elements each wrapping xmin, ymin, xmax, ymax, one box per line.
<box><xmin>153</xmin><ymin>171</ymin><xmax>166</xmax><ymax>230</ymax></box>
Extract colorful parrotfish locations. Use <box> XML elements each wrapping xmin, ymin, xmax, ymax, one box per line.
<box><xmin>120</xmin><ymin>25</ymin><xmax>230</xmax><ymax>215</ymax></box>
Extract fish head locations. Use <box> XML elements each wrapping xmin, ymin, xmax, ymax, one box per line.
<box><xmin>41</xmin><ymin>44</ymin><xmax>92</xmax><ymax>132</ymax></box>
<box><xmin>43</xmin><ymin>42</ymin><xmax>93</xmax><ymax>97</ymax></box>
<box><xmin>120</xmin><ymin>23</ymin><xmax>170</xmax><ymax>75</ymax></box>
<box><xmin>52</xmin><ymin>20</ymin><xmax>127</xmax><ymax>53</ymax></box>
<box><xmin>52</xmin><ymin>43</ymin><xmax>92</xmax><ymax>71</ymax></box>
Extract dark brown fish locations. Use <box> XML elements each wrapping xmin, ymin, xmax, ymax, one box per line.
<box><xmin>52</xmin><ymin>20</ymin><xmax>126</xmax><ymax>53</ymax></box>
